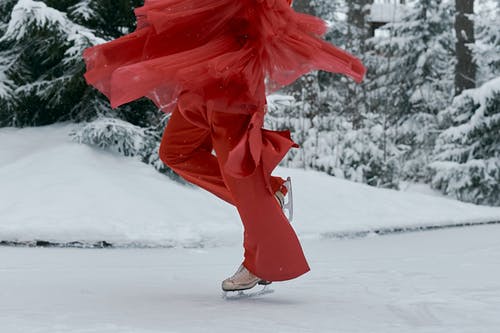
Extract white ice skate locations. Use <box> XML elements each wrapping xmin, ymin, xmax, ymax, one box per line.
<box><xmin>221</xmin><ymin>264</ymin><xmax>273</xmax><ymax>299</ymax></box>
<box><xmin>275</xmin><ymin>176</ymin><xmax>294</xmax><ymax>222</ymax></box>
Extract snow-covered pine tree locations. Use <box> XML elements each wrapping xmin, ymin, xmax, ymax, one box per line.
<box><xmin>70</xmin><ymin>114</ymin><xmax>181</xmax><ymax>179</ymax></box>
<box><xmin>0</xmin><ymin>1</ymin><xmax>178</xmax><ymax>179</ymax></box>
<box><xmin>367</xmin><ymin>0</ymin><xmax>456</xmax><ymax>182</ymax></box>
<box><xmin>266</xmin><ymin>92</ymin><xmax>401</xmax><ymax>187</ymax></box>
<box><xmin>267</xmin><ymin>0</ymin><xmax>341</xmax><ymax>171</ymax></box>
<box><xmin>343</xmin><ymin>0</ymin><xmax>371</xmax><ymax>130</ymax></box>
<box><xmin>430</xmin><ymin>77</ymin><xmax>500</xmax><ymax>205</ymax></box>
<box><xmin>66</xmin><ymin>0</ymin><xmax>96</xmax><ymax>28</ymax></box>
<box><xmin>280</xmin><ymin>0</ymin><xmax>322</xmax><ymax>168</ymax></box>
<box><xmin>0</xmin><ymin>0</ymin><xmax>104</xmax><ymax>126</ymax></box>
<box><xmin>65</xmin><ymin>0</ymin><xmax>177</xmax><ymax>177</ymax></box>
<box><xmin>319</xmin><ymin>0</ymin><xmax>402</xmax><ymax>188</ymax></box>
<box><xmin>473</xmin><ymin>0</ymin><xmax>500</xmax><ymax>84</ymax></box>
<box><xmin>0</xmin><ymin>0</ymin><xmax>19</xmax><ymax>122</ymax></box>
<box><xmin>69</xmin><ymin>0</ymin><xmax>144</xmax><ymax>39</ymax></box>
<box><xmin>71</xmin><ymin>117</ymin><xmax>148</xmax><ymax>157</ymax></box>
<box><xmin>67</xmin><ymin>0</ymin><xmax>172</xmax><ymax>175</ymax></box>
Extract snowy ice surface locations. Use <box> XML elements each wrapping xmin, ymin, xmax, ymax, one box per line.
<box><xmin>1</xmin><ymin>124</ymin><xmax>500</xmax><ymax>247</ymax></box>
<box><xmin>0</xmin><ymin>225</ymin><xmax>499</xmax><ymax>333</ymax></box>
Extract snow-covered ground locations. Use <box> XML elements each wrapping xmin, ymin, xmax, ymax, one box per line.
<box><xmin>1</xmin><ymin>124</ymin><xmax>500</xmax><ymax>332</ymax></box>
<box><xmin>1</xmin><ymin>225</ymin><xmax>499</xmax><ymax>333</ymax></box>
<box><xmin>1</xmin><ymin>124</ymin><xmax>499</xmax><ymax>247</ymax></box>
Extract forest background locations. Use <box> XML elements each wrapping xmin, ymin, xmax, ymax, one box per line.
<box><xmin>0</xmin><ymin>0</ymin><xmax>498</xmax><ymax>205</ymax></box>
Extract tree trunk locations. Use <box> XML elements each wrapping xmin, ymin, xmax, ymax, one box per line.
<box><xmin>346</xmin><ymin>0</ymin><xmax>370</xmax><ymax>129</ymax></box>
<box><xmin>455</xmin><ymin>0</ymin><xmax>476</xmax><ymax>95</ymax></box>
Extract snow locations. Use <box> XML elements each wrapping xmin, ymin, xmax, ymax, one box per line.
<box><xmin>0</xmin><ymin>225</ymin><xmax>499</xmax><ymax>333</ymax></box>
<box><xmin>439</xmin><ymin>77</ymin><xmax>500</xmax><ymax>143</ymax></box>
<box><xmin>466</xmin><ymin>76</ymin><xmax>500</xmax><ymax>103</ymax></box>
<box><xmin>71</xmin><ymin>117</ymin><xmax>149</xmax><ymax>157</ymax></box>
<box><xmin>399</xmin><ymin>181</ymin><xmax>444</xmax><ymax>198</ymax></box>
<box><xmin>0</xmin><ymin>124</ymin><xmax>240</xmax><ymax>248</ymax></box>
<box><xmin>1</xmin><ymin>124</ymin><xmax>500</xmax><ymax>247</ymax></box>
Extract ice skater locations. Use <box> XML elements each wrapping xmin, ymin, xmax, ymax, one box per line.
<box><xmin>83</xmin><ymin>0</ymin><xmax>366</xmax><ymax>293</ymax></box>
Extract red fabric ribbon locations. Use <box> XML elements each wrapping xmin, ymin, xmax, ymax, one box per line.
<box><xmin>225</xmin><ymin>109</ymin><xmax>299</xmax><ymax>192</ymax></box>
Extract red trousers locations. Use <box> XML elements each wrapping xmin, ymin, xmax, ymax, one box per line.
<box><xmin>159</xmin><ymin>93</ymin><xmax>310</xmax><ymax>281</ymax></box>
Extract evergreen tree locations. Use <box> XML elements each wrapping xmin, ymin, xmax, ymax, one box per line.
<box><xmin>0</xmin><ymin>0</ymin><xmax>105</xmax><ymax>126</ymax></box>
<box><xmin>266</xmin><ymin>93</ymin><xmax>401</xmax><ymax>187</ymax></box>
<box><xmin>344</xmin><ymin>0</ymin><xmax>371</xmax><ymax>129</ymax></box>
<box><xmin>286</xmin><ymin>0</ymin><xmax>321</xmax><ymax>157</ymax></box>
<box><xmin>336</xmin><ymin>0</ymin><xmax>401</xmax><ymax>188</ymax></box>
<box><xmin>67</xmin><ymin>0</ymin><xmax>96</xmax><ymax>26</ymax></box>
<box><xmin>0</xmin><ymin>0</ymin><xmax>175</xmax><ymax>179</ymax></box>
<box><xmin>367</xmin><ymin>0</ymin><xmax>456</xmax><ymax>181</ymax></box>
<box><xmin>430</xmin><ymin>77</ymin><xmax>500</xmax><ymax>205</ymax></box>
<box><xmin>70</xmin><ymin>115</ymin><xmax>181</xmax><ymax>180</ymax></box>
<box><xmin>72</xmin><ymin>0</ymin><xmax>144</xmax><ymax>39</ymax></box>
<box><xmin>473</xmin><ymin>0</ymin><xmax>500</xmax><ymax>84</ymax></box>
<box><xmin>0</xmin><ymin>0</ymin><xmax>22</xmax><ymax>122</ymax></box>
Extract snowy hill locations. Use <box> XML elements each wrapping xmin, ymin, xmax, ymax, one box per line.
<box><xmin>1</xmin><ymin>124</ymin><xmax>500</xmax><ymax>247</ymax></box>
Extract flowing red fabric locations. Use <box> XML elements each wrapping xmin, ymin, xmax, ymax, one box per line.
<box><xmin>83</xmin><ymin>0</ymin><xmax>366</xmax><ymax>115</ymax></box>
<box><xmin>83</xmin><ymin>0</ymin><xmax>366</xmax><ymax>282</ymax></box>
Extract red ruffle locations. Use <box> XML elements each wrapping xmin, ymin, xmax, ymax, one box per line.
<box><xmin>83</xmin><ymin>0</ymin><xmax>366</xmax><ymax>114</ymax></box>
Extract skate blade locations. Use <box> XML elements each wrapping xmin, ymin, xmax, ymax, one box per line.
<box><xmin>283</xmin><ymin>177</ymin><xmax>293</xmax><ymax>222</ymax></box>
<box><xmin>258</xmin><ymin>280</ymin><xmax>272</xmax><ymax>286</ymax></box>
<box><xmin>222</xmin><ymin>286</ymin><xmax>274</xmax><ymax>300</ymax></box>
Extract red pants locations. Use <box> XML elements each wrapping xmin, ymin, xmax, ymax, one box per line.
<box><xmin>159</xmin><ymin>93</ymin><xmax>310</xmax><ymax>281</ymax></box>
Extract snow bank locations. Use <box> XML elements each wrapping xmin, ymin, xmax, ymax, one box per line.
<box><xmin>1</xmin><ymin>124</ymin><xmax>499</xmax><ymax>247</ymax></box>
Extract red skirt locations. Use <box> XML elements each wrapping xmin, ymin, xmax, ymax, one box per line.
<box><xmin>83</xmin><ymin>0</ymin><xmax>366</xmax><ymax>115</ymax></box>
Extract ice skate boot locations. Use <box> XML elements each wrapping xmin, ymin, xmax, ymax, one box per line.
<box><xmin>275</xmin><ymin>176</ymin><xmax>294</xmax><ymax>222</ymax></box>
<box><xmin>222</xmin><ymin>264</ymin><xmax>274</xmax><ymax>299</ymax></box>
<box><xmin>221</xmin><ymin>264</ymin><xmax>270</xmax><ymax>292</ymax></box>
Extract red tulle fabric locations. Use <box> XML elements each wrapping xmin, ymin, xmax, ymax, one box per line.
<box><xmin>83</xmin><ymin>0</ymin><xmax>366</xmax><ymax>114</ymax></box>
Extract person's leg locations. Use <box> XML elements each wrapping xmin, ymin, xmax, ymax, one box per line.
<box><xmin>159</xmin><ymin>105</ymin><xmax>288</xmax><ymax>205</ymax></box>
<box><xmin>159</xmin><ymin>105</ymin><xmax>235</xmax><ymax>204</ymax></box>
<box><xmin>210</xmin><ymin>110</ymin><xmax>310</xmax><ymax>282</ymax></box>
